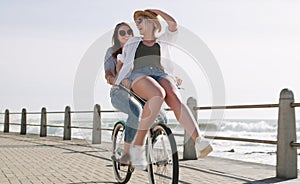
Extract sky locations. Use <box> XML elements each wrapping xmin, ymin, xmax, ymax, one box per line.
<box><xmin>1</xmin><ymin>0</ymin><xmax>300</xmax><ymax>119</ymax></box>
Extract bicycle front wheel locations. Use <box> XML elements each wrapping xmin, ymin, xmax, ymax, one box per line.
<box><xmin>112</xmin><ymin>121</ymin><xmax>133</xmax><ymax>183</ymax></box>
<box><xmin>147</xmin><ymin>123</ymin><xmax>179</xmax><ymax>184</ymax></box>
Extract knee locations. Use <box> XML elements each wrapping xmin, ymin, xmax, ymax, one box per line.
<box><xmin>151</xmin><ymin>87</ymin><xmax>166</xmax><ymax>100</ymax></box>
<box><xmin>128</xmin><ymin>108</ymin><xmax>141</xmax><ymax>124</ymax></box>
<box><xmin>127</xmin><ymin>115</ymin><xmax>139</xmax><ymax>128</ymax></box>
<box><xmin>129</xmin><ymin>101</ymin><xmax>142</xmax><ymax>118</ymax></box>
<box><xmin>165</xmin><ymin>91</ymin><xmax>182</xmax><ymax>106</ymax></box>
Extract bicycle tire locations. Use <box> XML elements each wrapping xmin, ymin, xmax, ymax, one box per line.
<box><xmin>147</xmin><ymin>123</ymin><xmax>179</xmax><ymax>184</ymax></box>
<box><xmin>112</xmin><ymin>121</ymin><xmax>133</xmax><ymax>183</ymax></box>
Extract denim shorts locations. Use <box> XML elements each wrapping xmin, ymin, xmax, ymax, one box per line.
<box><xmin>129</xmin><ymin>66</ymin><xmax>167</xmax><ymax>83</ymax></box>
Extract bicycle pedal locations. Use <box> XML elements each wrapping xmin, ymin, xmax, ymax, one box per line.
<box><xmin>111</xmin><ymin>155</ymin><xmax>117</xmax><ymax>161</ymax></box>
<box><xmin>111</xmin><ymin>155</ymin><xmax>131</xmax><ymax>166</ymax></box>
<box><xmin>120</xmin><ymin>162</ymin><xmax>131</xmax><ymax>166</ymax></box>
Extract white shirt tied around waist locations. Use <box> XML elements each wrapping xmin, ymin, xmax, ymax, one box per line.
<box><xmin>115</xmin><ymin>28</ymin><xmax>178</xmax><ymax>85</ymax></box>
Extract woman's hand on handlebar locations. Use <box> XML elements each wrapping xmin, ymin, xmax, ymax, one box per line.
<box><xmin>175</xmin><ymin>76</ymin><xmax>182</xmax><ymax>87</ymax></box>
<box><xmin>107</xmin><ymin>75</ymin><xmax>116</xmax><ymax>85</ymax></box>
<box><xmin>121</xmin><ymin>78</ymin><xmax>131</xmax><ymax>89</ymax></box>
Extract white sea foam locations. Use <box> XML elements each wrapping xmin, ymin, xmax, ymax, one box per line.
<box><xmin>219</xmin><ymin>120</ymin><xmax>276</xmax><ymax>132</ymax></box>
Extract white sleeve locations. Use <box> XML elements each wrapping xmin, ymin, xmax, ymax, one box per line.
<box><xmin>117</xmin><ymin>53</ymin><xmax>124</xmax><ymax>62</ymax></box>
<box><xmin>114</xmin><ymin>40</ymin><xmax>132</xmax><ymax>85</ymax></box>
<box><xmin>159</xmin><ymin>28</ymin><xmax>178</xmax><ymax>43</ymax></box>
<box><xmin>159</xmin><ymin>28</ymin><xmax>178</xmax><ymax>76</ymax></box>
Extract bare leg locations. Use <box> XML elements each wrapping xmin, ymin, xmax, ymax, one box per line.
<box><xmin>131</xmin><ymin>76</ymin><xmax>165</xmax><ymax>146</ymax></box>
<box><xmin>119</xmin><ymin>141</ymin><xmax>131</xmax><ymax>164</ymax></box>
<box><xmin>159</xmin><ymin>77</ymin><xmax>200</xmax><ymax>142</ymax></box>
<box><xmin>123</xmin><ymin>142</ymin><xmax>131</xmax><ymax>154</ymax></box>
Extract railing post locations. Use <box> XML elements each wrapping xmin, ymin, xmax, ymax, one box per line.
<box><xmin>4</xmin><ymin>109</ymin><xmax>9</xmax><ymax>133</ymax></box>
<box><xmin>277</xmin><ymin>88</ymin><xmax>297</xmax><ymax>179</ymax></box>
<box><xmin>64</xmin><ymin>106</ymin><xmax>71</xmax><ymax>140</ymax></box>
<box><xmin>20</xmin><ymin>108</ymin><xmax>27</xmax><ymax>135</ymax></box>
<box><xmin>40</xmin><ymin>107</ymin><xmax>47</xmax><ymax>137</ymax></box>
<box><xmin>92</xmin><ymin>104</ymin><xmax>101</xmax><ymax>144</ymax></box>
<box><xmin>184</xmin><ymin>97</ymin><xmax>197</xmax><ymax>160</ymax></box>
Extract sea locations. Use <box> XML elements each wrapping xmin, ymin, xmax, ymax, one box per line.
<box><xmin>1</xmin><ymin>116</ymin><xmax>300</xmax><ymax>167</ymax></box>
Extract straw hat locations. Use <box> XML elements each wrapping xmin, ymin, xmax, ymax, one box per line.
<box><xmin>133</xmin><ymin>10</ymin><xmax>162</xmax><ymax>32</ymax></box>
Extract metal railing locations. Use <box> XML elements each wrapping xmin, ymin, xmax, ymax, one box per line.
<box><xmin>184</xmin><ymin>88</ymin><xmax>298</xmax><ymax>180</ymax></box>
<box><xmin>0</xmin><ymin>107</ymin><xmax>96</xmax><ymax>139</ymax></box>
<box><xmin>0</xmin><ymin>88</ymin><xmax>299</xmax><ymax>179</ymax></box>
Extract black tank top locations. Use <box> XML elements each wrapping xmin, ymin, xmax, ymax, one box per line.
<box><xmin>133</xmin><ymin>41</ymin><xmax>164</xmax><ymax>71</ymax></box>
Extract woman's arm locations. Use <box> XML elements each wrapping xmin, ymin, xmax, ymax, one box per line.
<box><xmin>105</xmin><ymin>70</ymin><xmax>116</xmax><ymax>85</ymax></box>
<box><xmin>115</xmin><ymin>37</ymin><xmax>138</xmax><ymax>85</ymax></box>
<box><xmin>104</xmin><ymin>48</ymin><xmax>116</xmax><ymax>85</ymax></box>
<box><xmin>146</xmin><ymin>9</ymin><xmax>177</xmax><ymax>32</ymax></box>
<box><xmin>116</xmin><ymin>61</ymin><xmax>123</xmax><ymax>74</ymax></box>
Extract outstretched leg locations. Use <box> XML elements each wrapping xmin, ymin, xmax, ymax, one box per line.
<box><xmin>159</xmin><ymin>77</ymin><xmax>200</xmax><ymax>141</ymax></box>
<box><xmin>129</xmin><ymin>76</ymin><xmax>166</xmax><ymax>169</ymax></box>
<box><xmin>131</xmin><ymin>76</ymin><xmax>166</xmax><ymax>145</ymax></box>
<box><xmin>159</xmin><ymin>77</ymin><xmax>212</xmax><ymax>158</ymax></box>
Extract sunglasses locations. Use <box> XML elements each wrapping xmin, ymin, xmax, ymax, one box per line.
<box><xmin>119</xmin><ymin>29</ymin><xmax>133</xmax><ymax>36</ymax></box>
<box><xmin>135</xmin><ymin>18</ymin><xmax>143</xmax><ymax>25</ymax></box>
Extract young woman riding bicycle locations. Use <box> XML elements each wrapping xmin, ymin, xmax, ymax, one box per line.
<box><xmin>104</xmin><ymin>22</ymin><xmax>140</xmax><ymax>165</ymax></box>
<box><xmin>115</xmin><ymin>9</ymin><xmax>213</xmax><ymax>169</ymax></box>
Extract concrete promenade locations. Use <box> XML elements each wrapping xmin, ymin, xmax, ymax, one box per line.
<box><xmin>0</xmin><ymin>132</ymin><xmax>299</xmax><ymax>184</ymax></box>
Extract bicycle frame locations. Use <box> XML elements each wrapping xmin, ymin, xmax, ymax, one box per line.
<box><xmin>111</xmin><ymin>85</ymin><xmax>178</xmax><ymax>183</ymax></box>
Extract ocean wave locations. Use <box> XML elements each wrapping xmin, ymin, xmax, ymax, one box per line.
<box><xmin>219</xmin><ymin>120</ymin><xmax>276</xmax><ymax>133</ymax></box>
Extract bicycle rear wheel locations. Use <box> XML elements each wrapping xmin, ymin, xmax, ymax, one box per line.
<box><xmin>147</xmin><ymin>123</ymin><xmax>179</xmax><ymax>184</ymax></box>
<box><xmin>112</xmin><ymin>121</ymin><xmax>133</xmax><ymax>183</ymax></box>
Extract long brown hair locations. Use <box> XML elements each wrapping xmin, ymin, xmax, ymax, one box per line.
<box><xmin>112</xmin><ymin>22</ymin><xmax>133</xmax><ymax>59</ymax></box>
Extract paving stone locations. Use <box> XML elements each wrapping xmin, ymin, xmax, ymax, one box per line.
<box><xmin>1</xmin><ymin>132</ymin><xmax>299</xmax><ymax>184</ymax></box>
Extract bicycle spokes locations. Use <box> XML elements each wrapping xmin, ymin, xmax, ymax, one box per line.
<box><xmin>148</xmin><ymin>124</ymin><xmax>179</xmax><ymax>184</ymax></box>
<box><xmin>112</xmin><ymin>122</ymin><xmax>133</xmax><ymax>183</ymax></box>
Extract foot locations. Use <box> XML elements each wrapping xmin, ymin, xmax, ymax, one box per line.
<box><xmin>119</xmin><ymin>153</ymin><xmax>130</xmax><ymax>165</ymax></box>
<box><xmin>130</xmin><ymin>145</ymin><xmax>147</xmax><ymax>170</ymax></box>
<box><xmin>195</xmin><ymin>136</ymin><xmax>213</xmax><ymax>158</ymax></box>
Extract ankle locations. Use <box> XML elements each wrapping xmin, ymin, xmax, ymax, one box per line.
<box><xmin>133</xmin><ymin>142</ymin><xmax>144</xmax><ymax>147</ymax></box>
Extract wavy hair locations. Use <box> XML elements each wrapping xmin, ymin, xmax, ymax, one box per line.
<box><xmin>111</xmin><ymin>22</ymin><xmax>133</xmax><ymax>59</ymax></box>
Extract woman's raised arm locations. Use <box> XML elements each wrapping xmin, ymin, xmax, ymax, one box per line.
<box><xmin>146</xmin><ymin>9</ymin><xmax>177</xmax><ymax>32</ymax></box>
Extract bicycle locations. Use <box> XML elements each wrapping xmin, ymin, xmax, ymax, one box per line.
<box><xmin>111</xmin><ymin>85</ymin><xmax>179</xmax><ymax>184</ymax></box>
